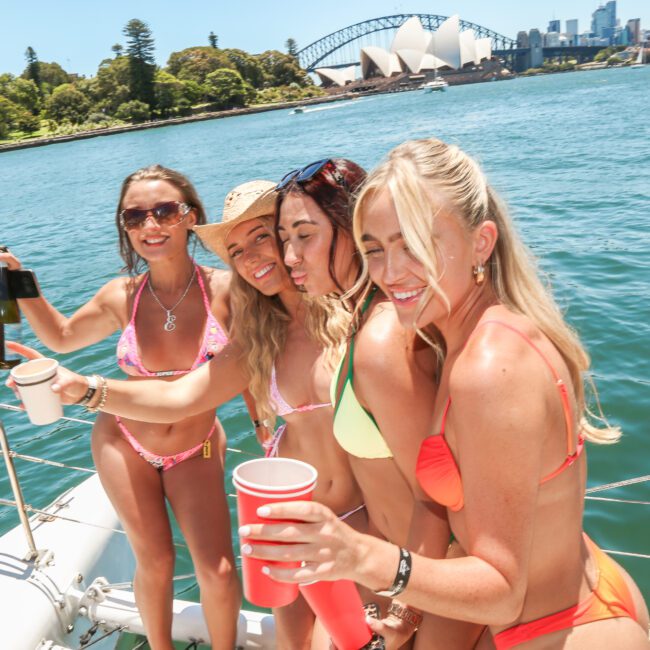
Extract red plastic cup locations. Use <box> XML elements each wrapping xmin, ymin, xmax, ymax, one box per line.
<box><xmin>234</xmin><ymin>458</ymin><xmax>318</xmax><ymax>608</ymax></box>
<box><xmin>300</xmin><ymin>579</ymin><xmax>372</xmax><ymax>650</ymax></box>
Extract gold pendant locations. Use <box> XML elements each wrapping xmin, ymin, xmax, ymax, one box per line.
<box><xmin>203</xmin><ymin>440</ymin><xmax>211</xmax><ymax>459</ymax></box>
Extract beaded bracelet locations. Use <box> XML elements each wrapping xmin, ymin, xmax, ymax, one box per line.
<box><xmin>387</xmin><ymin>602</ymin><xmax>422</xmax><ymax>629</ymax></box>
<box><xmin>252</xmin><ymin>419</ymin><xmax>262</xmax><ymax>428</ymax></box>
<box><xmin>373</xmin><ymin>547</ymin><xmax>412</xmax><ymax>598</ymax></box>
<box><xmin>86</xmin><ymin>376</ymin><xmax>108</xmax><ymax>413</ymax></box>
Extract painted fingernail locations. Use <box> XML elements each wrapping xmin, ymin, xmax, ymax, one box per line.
<box><xmin>257</xmin><ymin>506</ymin><xmax>271</xmax><ymax>517</ymax></box>
<box><xmin>241</xmin><ymin>544</ymin><xmax>252</xmax><ymax>555</ymax></box>
<box><xmin>238</xmin><ymin>525</ymin><xmax>250</xmax><ymax>536</ymax></box>
<box><xmin>261</xmin><ymin>566</ymin><xmax>271</xmax><ymax>575</ymax></box>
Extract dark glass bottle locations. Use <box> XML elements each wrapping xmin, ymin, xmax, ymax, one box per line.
<box><xmin>0</xmin><ymin>263</ymin><xmax>21</xmax><ymax>370</ymax></box>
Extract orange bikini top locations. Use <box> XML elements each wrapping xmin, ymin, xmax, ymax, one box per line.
<box><xmin>415</xmin><ymin>320</ymin><xmax>585</xmax><ymax>512</ymax></box>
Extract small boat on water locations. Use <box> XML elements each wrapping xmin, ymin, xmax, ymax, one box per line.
<box><xmin>421</xmin><ymin>77</ymin><xmax>448</xmax><ymax>92</ymax></box>
<box><xmin>291</xmin><ymin>106</ymin><xmax>306</xmax><ymax>114</ymax></box>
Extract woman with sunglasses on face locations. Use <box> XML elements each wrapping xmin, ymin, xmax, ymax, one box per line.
<box><xmin>275</xmin><ymin>159</ymin><xmax>483</xmax><ymax>649</ymax></box>
<box><xmin>238</xmin><ymin>140</ymin><xmax>650</xmax><ymax>649</ymax></box>
<box><xmin>195</xmin><ymin>180</ymin><xmax>364</xmax><ymax>650</ymax></box>
<box><xmin>1</xmin><ymin>165</ymin><xmax>242</xmax><ymax>650</ymax></box>
<box><xmin>9</xmin><ymin>179</ymin><xmax>364</xmax><ymax>650</ymax></box>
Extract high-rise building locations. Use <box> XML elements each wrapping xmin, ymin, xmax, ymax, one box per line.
<box><xmin>626</xmin><ymin>19</ymin><xmax>641</xmax><ymax>44</ymax></box>
<box><xmin>592</xmin><ymin>2</ymin><xmax>617</xmax><ymax>43</ymax></box>
<box><xmin>566</xmin><ymin>19</ymin><xmax>579</xmax><ymax>45</ymax></box>
<box><xmin>548</xmin><ymin>19</ymin><xmax>561</xmax><ymax>33</ymax></box>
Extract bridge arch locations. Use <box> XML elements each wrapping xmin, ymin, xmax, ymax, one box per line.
<box><xmin>297</xmin><ymin>14</ymin><xmax>517</xmax><ymax>71</ymax></box>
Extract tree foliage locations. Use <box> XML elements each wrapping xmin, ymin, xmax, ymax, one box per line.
<box><xmin>44</xmin><ymin>84</ymin><xmax>90</xmax><ymax>124</ymax></box>
<box><xmin>167</xmin><ymin>46</ymin><xmax>234</xmax><ymax>84</ymax></box>
<box><xmin>222</xmin><ymin>49</ymin><xmax>266</xmax><ymax>88</ymax></box>
<box><xmin>257</xmin><ymin>50</ymin><xmax>311</xmax><ymax>87</ymax></box>
<box><xmin>115</xmin><ymin>99</ymin><xmax>150</xmax><ymax>122</ymax></box>
<box><xmin>204</xmin><ymin>68</ymin><xmax>254</xmax><ymax>108</ymax></box>
<box><xmin>285</xmin><ymin>38</ymin><xmax>298</xmax><ymax>57</ymax></box>
<box><xmin>24</xmin><ymin>47</ymin><xmax>41</xmax><ymax>89</ymax></box>
<box><xmin>124</xmin><ymin>18</ymin><xmax>156</xmax><ymax>106</ymax></box>
<box><xmin>209</xmin><ymin>32</ymin><xmax>218</xmax><ymax>48</ymax></box>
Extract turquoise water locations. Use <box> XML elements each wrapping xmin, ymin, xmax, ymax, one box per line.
<box><xmin>1</xmin><ymin>66</ymin><xmax>649</xmax><ymax>616</ymax></box>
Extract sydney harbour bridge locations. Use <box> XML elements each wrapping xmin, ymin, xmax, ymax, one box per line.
<box><xmin>296</xmin><ymin>14</ymin><xmax>601</xmax><ymax>73</ymax></box>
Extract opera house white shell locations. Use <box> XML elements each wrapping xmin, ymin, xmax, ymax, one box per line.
<box><xmin>314</xmin><ymin>65</ymin><xmax>356</xmax><ymax>87</ymax></box>
<box><xmin>316</xmin><ymin>14</ymin><xmax>493</xmax><ymax>85</ymax></box>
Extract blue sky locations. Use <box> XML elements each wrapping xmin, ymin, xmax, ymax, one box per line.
<box><xmin>1</xmin><ymin>1</ymin><xmax>647</xmax><ymax>77</ymax></box>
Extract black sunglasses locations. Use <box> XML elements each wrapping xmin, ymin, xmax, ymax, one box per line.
<box><xmin>275</xmin><ymin>159</ymin><xmax>346</xmax><ymax>192</ymax></box>
<box><xmin>119</xmin><ymin>201</ymin><xmax>191</xmax><ymax>231</ymax></box>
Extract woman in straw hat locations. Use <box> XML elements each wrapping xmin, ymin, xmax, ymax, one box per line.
<box><xmin>195</xmin><ymin>179</ymin><xmax>364</xmax><ymax>648</ymax></box>
<box><xmin>2</xmin><ymin>165</ymin><xmax>242</xmax><ymax>650</ymax></box>
<box><xmin>12</xmin><ymin>179</ymin><xmax>364</xmax><ymax>649</ymax></box>
<box><xmin>239</xmin><ymin>140</ymin><xmax>650</xmax><ymax>649</ymax></box>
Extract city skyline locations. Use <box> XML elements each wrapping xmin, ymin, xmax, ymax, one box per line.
<box><xmin>1</xmin><ymin>1</ymin><xmax>647</xmax><ymax>78</ymax></box>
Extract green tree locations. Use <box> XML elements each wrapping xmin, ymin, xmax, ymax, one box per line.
<box><xmin>4</xmin><ymin>78</ymin><xmax>40</xmax><ymax>114</ymax></box>
<box><xmin>0</xmin><ymin>96</ymin><xmax>19</xmax><ymax>138</ymax></box>
<box><xmin>115</xmin><ymin>99</ymin><xmax>150</xmax><ymax>123</ymax></box>
<box><xmin>112</xmin><ymin>43</ymin><xmax>124</xmax><ymax>57</ymax></box>
<box><xmin>166</xmin><ymin>46</ymin><xmax>233</xmax><ymax>85</ymax></box>
<box><xmin>93</xmin><ymin>57</ymin><xmax>131</xmax><ymax>114</ymax></box>
<box><xmin>44</xmin><ymin>83</ymin><xmax>91</xmax><ymax>124</ymax></box>
<box><xmin>123</xmin><ymin>18</ymin><xmax>156</xmax><ymax>107</ymax></box>
<box><xmin>153</xmin><ymin>70</ymin><xmax>184</xmax><ymax>116</ymax></box>
<box><xmin>204</xmin><ymin>68</ymin><xmax>254</xmax><ymax>108</ymax></box>
<box><xmin>257</xmin><ymin>50</ymin><xmax>311</xmax><ymax>87</ymax></box>
<box><xmin>208</xmin><ymin>32</ymin><xmax>218</xmax><ymax>48</ymax></box>
<box><xmin>180</xmin><ymin>79</ymin><xmax>204</xmax><ymax>104</ymax></box>
<box><xmin>222</xmin><ymin>49</ymin><xmax>266</xmax><ymax>88</ymax></box>
<box><xmin>36</xmin><ymin>62</ymin><xmax>71</xmax><ymax>91</ymax></box>
<box><xmin>285</xmin><ymin>38</ymin><xmax>298</xmax><ymax>57</ymax></box>
<box><xmin>24</xmin><ymin>47</ymin><xmax>41</xmax><ymax>89</ymax></box>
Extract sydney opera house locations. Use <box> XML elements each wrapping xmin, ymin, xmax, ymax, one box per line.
<box><xmin>315</xmin><ymin>15</ymin><xmax>493</xmax><ymax>87</ymax></box>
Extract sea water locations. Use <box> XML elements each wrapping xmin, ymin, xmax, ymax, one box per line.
<box><xmin>1</xmin><ymin>67</ymin><xmax>649</xmax><ymax>617</ymax></box>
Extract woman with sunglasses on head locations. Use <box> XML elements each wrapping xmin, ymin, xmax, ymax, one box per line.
<box><xmin>273</xmin><ymin>158</ymin><xmax>483</xmax><ymax>649</ymax></box>
<box><xmin>238</xmin><ymin>139</ymin><xmax>650</xmax><ymax>649</ymax></box>
<box><xmin>1</xmin><ymin>165</ymin><xmax>242</xmax><ymax>650</ymax></box>
<box><xmin>195</xmin><ymin>180</ymin><xmax>364</xmax><ymax>650</ymax></box>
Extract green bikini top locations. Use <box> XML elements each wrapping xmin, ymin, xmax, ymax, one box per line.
<box><xmin>330</xmin><ymin>287</ymin><xmax>393</xmax><ymax>459</ymax></box>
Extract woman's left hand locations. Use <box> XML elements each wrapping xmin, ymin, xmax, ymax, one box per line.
<box><xmin>239</xmin><ymin>500</ymin><xmax>364</xmax><ymax>584</ymax></box>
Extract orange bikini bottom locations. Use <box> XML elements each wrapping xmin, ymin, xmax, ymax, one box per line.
<box><xmin>494</xmin><ymin>535</ymin><xmax>638</xmax><ymax>649</ymax></box>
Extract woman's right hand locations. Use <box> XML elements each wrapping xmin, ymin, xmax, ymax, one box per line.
<box><xmin>0</xmin><ymin>246</ymin><xmax>22</xmax><ymax>270</ymax></box>
<box><xmin>5</xmin><ymin>341</ymin><xmax>88</xmax><ymax>405</ymax></box>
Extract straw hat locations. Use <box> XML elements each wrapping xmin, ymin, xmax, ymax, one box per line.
<box><xmin>194</xmin><ymin>179</ymin><xmax>277</xmax><ymax>262</ymax></box>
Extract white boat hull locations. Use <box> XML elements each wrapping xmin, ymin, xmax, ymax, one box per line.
<box><xmin>0</xmin><ymin>474</ymin><xmax>276</xmax><ymax>648</ymax></box>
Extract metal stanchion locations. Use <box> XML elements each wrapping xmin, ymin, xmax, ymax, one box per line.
<box><xmin>0</xmin><ymin>418</ymin><xmax>38</xmax><ymax>560</ymax></box>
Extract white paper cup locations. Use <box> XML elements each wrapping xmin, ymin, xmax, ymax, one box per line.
<box><xmin>10</xmin><ymin>358</ymin><xmax>63</xmax><ymax>426</ymax></box>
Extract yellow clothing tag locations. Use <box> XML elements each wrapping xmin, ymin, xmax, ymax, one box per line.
<box><xmin>203</xmin><ymin>440</ymin><xmax>211</xmax><ymax>459</ymax></box>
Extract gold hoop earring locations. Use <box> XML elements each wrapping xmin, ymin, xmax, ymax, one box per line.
<box><xmin>473</xmin><ymin>263</ymin><xmax>485</xmax><ymax>286</ymax></box>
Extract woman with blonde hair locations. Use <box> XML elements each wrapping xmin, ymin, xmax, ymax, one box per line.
<box><xmin>238</xmin><ymin>139</ymin><xmax>650</xmax><ymax>649</ymax></box>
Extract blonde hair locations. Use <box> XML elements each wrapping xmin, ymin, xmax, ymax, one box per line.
<box><xmin>353</xmin><ymin>138</ymin><xmax>619</xmax><ymax>444</ymax></box>
<box><xmin>228</xmin><ymin>219</ymin><xmax>349</xmax><ymax>427</ymax></box>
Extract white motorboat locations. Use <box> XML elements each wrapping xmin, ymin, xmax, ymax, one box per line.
<box><xmin>421</xmin><ymin>77</ymin><xmax>448</xmax><ymax>92</ymax></box>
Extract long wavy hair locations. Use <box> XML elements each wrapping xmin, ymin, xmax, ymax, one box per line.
<box><xmin>115</xmin><ymin>164</ymin><xmax>207</xmax><ymax>275</ymax></box>
<box><xmin>353</xmin><ymin>137</ymin><xmax>619</xmax><ymax>444</ymax></box>
<box><xmin>229</xmin><ymin>217</ymin><xmax>349</xmax><ymax>427</ymax></box>
<box><xmin>275</xmin><ymin>158</ymin><xmax>369</xmax><ymax>306</ymax></box>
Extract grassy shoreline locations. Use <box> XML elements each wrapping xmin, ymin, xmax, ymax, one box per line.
<box><xmin>0</xmin><ymin>93</ymin><xmax>349</xmax><ymax>153</ymax></box>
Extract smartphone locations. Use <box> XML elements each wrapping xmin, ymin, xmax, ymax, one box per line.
<box><xmin>8</xmin><ymin>269</ymin><xmax>40</xmax><ymax>299</ymax></box>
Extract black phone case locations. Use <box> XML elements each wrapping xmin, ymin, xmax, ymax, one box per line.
<box><xmin>8</xmin><ymin>270</ymin><xmax>40</xmax><ymax>299</ymax></box>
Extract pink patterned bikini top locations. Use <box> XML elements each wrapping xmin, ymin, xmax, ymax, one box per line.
<box><xmin>270</xmin><ymin>363</ymin><xmax>331</xmax><ymax>417</ymax></box>
<box><xmin>117</xmin><ymin>265</ymin><xmax>229</xmax><ymax>377</ymax></box>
